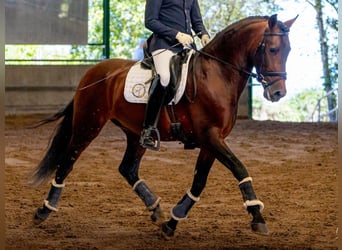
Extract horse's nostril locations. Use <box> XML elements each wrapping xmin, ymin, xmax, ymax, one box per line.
<box><xmin>270</xmin><ymin>90</ymin><xmax>285</xmax><ymax>102</ymax></box>
<box><xmin>274</xmin><ymin>91</ymin><xmax>282</xmax><ymax>97</ymax></box>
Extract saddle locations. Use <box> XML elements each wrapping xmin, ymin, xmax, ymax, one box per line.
<box><xmin>141</xmin><ymin>45</ymin><xmax>192</xmax><ymax>104</ymax></box>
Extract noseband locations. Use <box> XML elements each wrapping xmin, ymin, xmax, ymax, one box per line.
<box><xmin>254</xmin><ymin>31</ymin><xmax>289</xmax><ymax>89</ymax></box>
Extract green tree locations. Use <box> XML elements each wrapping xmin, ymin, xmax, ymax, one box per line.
<box><xmin>305</xmin><ymin>0</ymin><xmax>337</xmax><ymax>121</ymax></box>
<box><xmin>251</xmin><ymin>0</ymin><xmax>338</xmax><ymax>122</ymax></box>
<box><xmin>109</xmin><ymin>0</ymin><xmax>150</xmax><ymax>58</ymax></box>
<box><xmin>70</xmin><ymin>0</ymin><xmax>149</xmax><ymax>60</ymax></box>
<box><xmin>200</xmin><ymin>0</ymin><xmax>280</xmax><ymax>35</ymax></box>
<box><xmin>253</xmin><ymin>88</ymin><xmax>328</xmax><ymax>122</ymax></box>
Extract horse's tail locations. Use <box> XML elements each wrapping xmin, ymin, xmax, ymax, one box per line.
<box><xmin>29</xmin><ymin>99</ymin><xmax>74</xmax><ymax>187</ymax></box>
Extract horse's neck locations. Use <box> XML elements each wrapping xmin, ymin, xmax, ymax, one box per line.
<box><xmin>195</xmin><ymin>25</ymin><xmax>265</xmax><ymax>98</ymax></box>
<box><xmin>205</xmin><ymin>23</ymin><xmax>265</xmax><ymax>73</ymax></box>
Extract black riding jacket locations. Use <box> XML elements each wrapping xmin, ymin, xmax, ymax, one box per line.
<box><xmin>145</xmin><ymin>0</ymin><xmax>208</xmax><ymax>53</ymax></box>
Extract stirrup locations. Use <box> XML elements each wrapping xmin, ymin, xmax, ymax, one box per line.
<box><xmin>140</xmin><ymin>127</ymin><xmax>161</xmax><ymax>151</ymax></box>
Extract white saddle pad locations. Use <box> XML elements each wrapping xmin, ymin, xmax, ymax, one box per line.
<box><xmin>124</xmin><ymin>50</ymin><xmax>194</xmax><ymax>104</ymax></box>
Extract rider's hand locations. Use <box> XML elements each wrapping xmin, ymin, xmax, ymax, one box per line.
<box><xmin>176</xmin><ymin>32</ymin><xmax>194</xmax><ymax>46</ymax></box>
<box><xmin>201</xmin><ymin>34</ymin><xmax>210</xmax><ymax>46</ymax></box>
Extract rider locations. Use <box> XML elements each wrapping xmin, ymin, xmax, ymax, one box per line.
<box><xmin>140</xmin><ymin>0</ymin><xmax>210</xmax><ymax>149</ymax></box>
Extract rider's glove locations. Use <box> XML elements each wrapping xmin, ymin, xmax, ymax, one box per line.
<box><xmin>201</xmin><ymin>34</ymin><xmax>210</xmax><ymax>46</ymax></box>
<box><xmin>176</xmin><ymin>32</ymin><xmax>194</xmax><ymax>46</ymax></box>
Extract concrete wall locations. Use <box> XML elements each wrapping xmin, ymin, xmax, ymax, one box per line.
<box><xmin>5</xmin><ymin>65</ymin><xmax>249</xmax><ymax>117</ymax></box>
<box><xmin>5</xmin><ymin>65</ymin><xmax>93</xmax><ymax>114</ymax></box>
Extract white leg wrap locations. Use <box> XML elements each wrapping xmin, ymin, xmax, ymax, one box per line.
<box><xmin>44</xmin><ymin>200</ymin><xmax>58</xmax><ymax>212</ymax></box>
<box><xmin>132</xmin><ymin>179</ymin><xmax>145</xmax><ymax>191</ymax></box>
<box><xmin>132</xmin><ymin>179</ymin><xmax>161</xmax><ymax>210</ymax></box>
<box><xmin>52</xmin><ymin>179</ymin><xmax>65</xmax><ymax>188</ymax></box>
<box><xmin>170</xmin><ymin>208</ymin><xmax>188</xmax><ymax>221</ymax></box>
<box><xmin>239</xmin><ymin>177</ymin><xmax>253</xmax><ymax>185</ymax></box>
<box><xmin>147</xmin><ymin>197</ymin><xmax>162</xmax><ymax>211</ymax></box>
<box><xmin>186</xmin><ymin>189</ymin><xmax>200</xmax><ymax>202</ymax></box>
<box><xmin>170</xmin><ymin>190</ymin><xmax>199</xmax><ymax>221</ymax></box>
<box><xmin>243</xmin><ymin>199</ymin><xmax>264</xmax><ymax>212</ymax></box>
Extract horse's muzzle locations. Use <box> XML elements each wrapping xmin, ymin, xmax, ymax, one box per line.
<box><xmin>263</xmin><ymin>79</ymin><xmax>286</xmax><ymax>102</ymax></box>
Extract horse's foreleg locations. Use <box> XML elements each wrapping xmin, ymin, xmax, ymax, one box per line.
<box><xmin>209</xmin><ymin>138</ymin><xmax>268</xmax><ymax>235</ymax></box>
<box><xmin>162</xmin><ymin>149</ymin><xmax>215</xmax><ymax>239</ymax></box>
<box><xmin>118</xmin><ymin>131</ymin><xmax>165</xmax><ymax>225</ymax></box>
<box><xmin>239</xmin><ymin>177</ymin><xmax>267</xmax><ymax>234</ymax></box>
<box><xmin>132</xmin><ymin>180</ymin><xmax>164</xmax><ymax>224</ymax></box>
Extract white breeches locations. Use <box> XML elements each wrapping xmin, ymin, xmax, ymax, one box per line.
<box><xmin>152</xmin><ymin>49</ymin><xmax>177</xmax><ymax>87</ymax></box>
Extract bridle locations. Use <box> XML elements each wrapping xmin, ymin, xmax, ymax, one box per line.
<box><xmin>253</xmin><ymin>30</ymin><xmax>289</xmax><ymax>89</ymax></box>
<box><xmin>193</xmin><ymin>28</ymin><xmax>290</xmax><ymax>90</ymax></box>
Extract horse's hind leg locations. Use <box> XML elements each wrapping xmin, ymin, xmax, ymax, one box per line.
<box><xmin>34</xmin><ymin>114</ymin><xmax>108</xmax><ymax>224</ymax></box>
<box><xmin>118</xmin><ymin>129</ymin><xmax>165</xmax><ymax>226</ymax></box>
<box><xmin>34</xmin><ymin>144</ymin><xmax>82</xmax><ymax>224</ymax></box>
<box><xmin>161</xmin><ymin>148</ymin><xmax>215</xmax><ymax>239</ymax></box>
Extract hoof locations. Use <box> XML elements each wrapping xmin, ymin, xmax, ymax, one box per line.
<box><xmin>251</xmin><ymin>222</ymin><xmax>269</xmax><ymax>235</ymax></box>
<box><xmin>33</xmin><ymin>206</ymin><xmax>51</xmax><ymax>225</ymax></box>
<box><xmin>161</xmin><ymin>222</ymin><xmax>174</xmax><ymax>240</ymax></box>
<box><xmin>33</xmin><ymin>214</ymin><xmax>45</xmax><ymax>225</ymax></box>
<box><xmin>151</xmin><ymin>205</ymin><xmax>165</xmax><ymax>227</ymax></box>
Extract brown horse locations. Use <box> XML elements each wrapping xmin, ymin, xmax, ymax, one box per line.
<box><xmin>31</xmin><ymin>14</ymin><xmax>297</xmax><ymax>238</ymax></box>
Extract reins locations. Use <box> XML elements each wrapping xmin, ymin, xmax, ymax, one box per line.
<box><xmin>192</xmin><ymin>30</ymin><xmax>289</xmax><ymax>89</ymax></box>
<box><xmin>77</xmin><ymin>27</ymin><xmax>289</xmax><ymax>91</ymax></box>
<box><xmin>76</xmin><ymin>62</ymin><xmax>137</xmax><ymax>91</ymax></box>
<box><xmin>76</xmin><ymin>33</ymin><xmax>205</xmax><ymax>91</ymax></box>
<box><xmin>191</xmin><ymin>46</ymin><xmax>255</xmax><ymax>78</ymax></box>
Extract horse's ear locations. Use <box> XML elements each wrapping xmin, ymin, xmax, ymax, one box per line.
<box><xmin>268</xmin><ymin>14</ymin><xmax>278</xmax><ymax>29</ymax></box>
<box><xmin>284</xmin><ymin>15</ymin><xmax>299</xmax><ymax>29</ymax></box>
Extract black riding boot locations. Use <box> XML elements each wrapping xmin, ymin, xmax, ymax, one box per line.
<box><xmin>140</xmin><ymin>75</ymin><xmax>167</xmax><ymax>150</ymax></box>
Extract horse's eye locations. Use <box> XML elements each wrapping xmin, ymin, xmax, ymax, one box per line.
<box><xmin>269</xmin><ymin>48</ymin><xmax>279</xmax><ymax>54</ymax></box>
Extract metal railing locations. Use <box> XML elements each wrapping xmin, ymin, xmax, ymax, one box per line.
<box><xmin>311</xmin><ymin>88</ymin><xmax>338</xmax><ymax>122</ymax></box>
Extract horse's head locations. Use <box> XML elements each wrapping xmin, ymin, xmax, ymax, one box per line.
<box><xmin>254</xmin><ymin>14</ymin><xmax>297</xmax><ymax>102</ymax></box>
